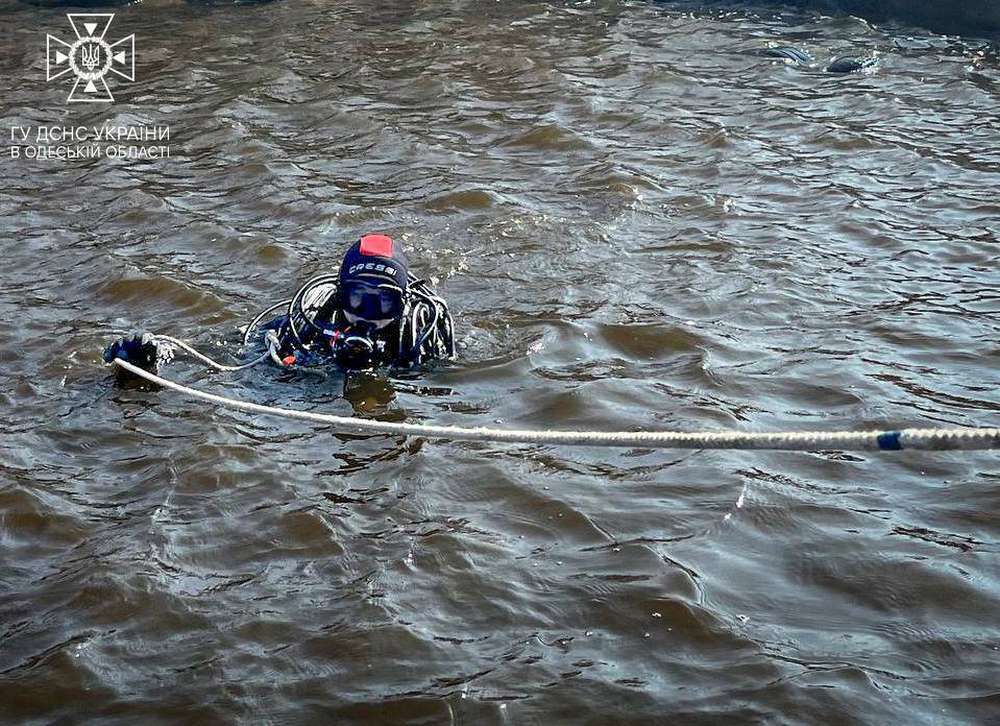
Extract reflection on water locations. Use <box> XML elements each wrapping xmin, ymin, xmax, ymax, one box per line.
<box><xmin>1</xmin><ymin>0</ymin><xmax>998</xmax><ymax>722</ymax></box>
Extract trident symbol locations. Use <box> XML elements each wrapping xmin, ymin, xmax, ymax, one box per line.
<box><xmin>81</xmin><ymin>43</ymin><xmax>100</xmax><ymax>71</ymax></box>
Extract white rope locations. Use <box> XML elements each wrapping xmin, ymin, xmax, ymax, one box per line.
<box><xmin>109</xmin><ymin>358</ymin><xmax>999</xmax><ymax>452</ymax></box>
<box><xmin>153</xmin><ymin>335</ymin><xmax>270</xmax><ymax>372</ymax></box>
<box><xmin>152</xmin><ymin>332</ymin><xmax>288</xmax><ymax>371</ymax></box>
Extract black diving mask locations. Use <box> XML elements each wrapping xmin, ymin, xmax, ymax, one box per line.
<box><xmin>342</xmin><ymin>280</ymin><xmax>404</xmax><ymax>330</ymax></box>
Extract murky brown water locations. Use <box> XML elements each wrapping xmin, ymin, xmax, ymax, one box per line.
<box><xmin>2</xmin><ymin>1</ymin><xmax>999</xmax><ymax>723</ymax></box>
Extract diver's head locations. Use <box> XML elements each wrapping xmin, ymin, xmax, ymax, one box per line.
<box><xmin>338</xmin><ymin>234</ymin><xmax>409</xmax><ymax>331</ymax></box>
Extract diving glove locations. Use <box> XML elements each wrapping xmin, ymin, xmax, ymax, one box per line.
<box><xmin>104</xmin><ymin>332</ymin><xmax>172</xmax><ymax>381</ymax></box>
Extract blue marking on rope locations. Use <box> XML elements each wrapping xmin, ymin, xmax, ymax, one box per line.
<box><xmin>877</xmin><ymin>431</ymin><xmax>903</xmax><ymax>450</ymax></box>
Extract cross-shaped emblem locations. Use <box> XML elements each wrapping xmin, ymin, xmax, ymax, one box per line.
<box><xmin>47</xmin><ymin>14</ymin><xmax>135</xmax><ymax>103</ymax></box>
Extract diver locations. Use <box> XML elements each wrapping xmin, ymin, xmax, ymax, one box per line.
<box><xmin>104</xmin><ymin>234</ymin><xmax>455</xmax><ymax>379</ymax></box>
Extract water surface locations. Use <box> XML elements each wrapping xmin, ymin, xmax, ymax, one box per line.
<box><xmin>1</xmin><ymin>1</ymin><xmax>998</xmax><ymax>723</ymax></box>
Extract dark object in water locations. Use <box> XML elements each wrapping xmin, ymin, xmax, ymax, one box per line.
<box><xmin>103</xmin><ymin>332</ymin><xmax>169</xmax><ymax>382</ymax></box>
<box><xmin>826</xmin><ymin>55</ymin><xmax>878</xmax><ymax>73</ymax></box>
<box><xmin>748</xmin><ymin>46</ymin><xmax>877</xmax><ymax>73</ymax></box>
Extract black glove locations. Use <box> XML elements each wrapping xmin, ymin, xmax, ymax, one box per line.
<box><xmin>103</xmin><ymin>332</ymin><xmax>164</xmax><ymax>378</ymax></box>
